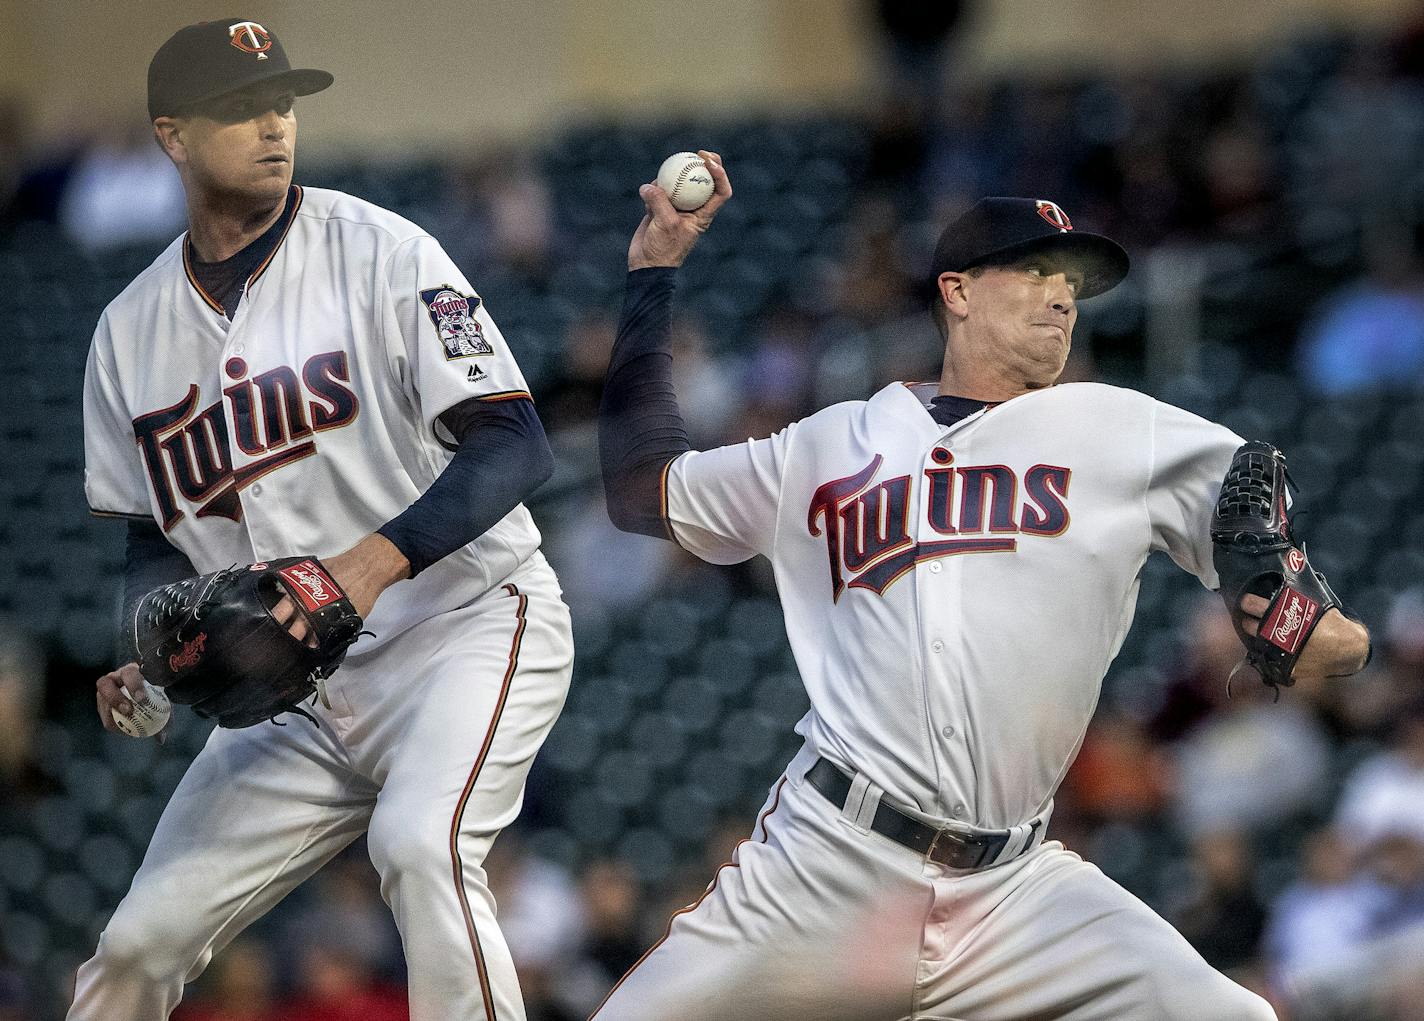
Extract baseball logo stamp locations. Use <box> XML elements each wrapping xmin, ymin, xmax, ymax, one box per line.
<box><xmin>419</xmin><ymin>285</ymin><xmax>494</xmax><ymax>360</ymax></box>
<box><xmin>228</xmin><ymin>21</ymin><xmax>272</xmax><ymax>58</ymax></box>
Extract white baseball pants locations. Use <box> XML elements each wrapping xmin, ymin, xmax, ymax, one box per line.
<box><xmin>590</xmin><ymin>744</ymin><xmax>1277</xmax><ymax>1021</ymax></box>
<box><xmin>70</xmin><ymin>553</ymin><xmax>573</xmax><ymax>1021</ymax></box>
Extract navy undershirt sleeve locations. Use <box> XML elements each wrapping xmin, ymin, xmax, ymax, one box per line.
<box><xmin>376</xmin><ymin>396</ymin><xmax>554</xmax><ymax>577</ymax></box>
<box><xmin>121</xmin><ymin>519</ymin><xmax>197</xmax><ymax>663</ymax></box>
<box><xmin>598</xmin><ymin>268</ymin><xmax>692</xmax><ymax>538</ymax></box>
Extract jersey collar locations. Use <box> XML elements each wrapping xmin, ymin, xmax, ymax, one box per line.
<box><xmin>181</xmin><ymin>185</ymin><xmax>304</xmax><ymax>316</ymax></box>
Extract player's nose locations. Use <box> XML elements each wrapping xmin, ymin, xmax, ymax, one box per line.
<box><xmin>256</xmin><ymin>109</ymin><xmax>286</xmax><ymax>140</ymax></box>
<box><xmin>1046</xmin><ymin>274</ymin><xmax>1075</xmax><ymax>315</ymax></box>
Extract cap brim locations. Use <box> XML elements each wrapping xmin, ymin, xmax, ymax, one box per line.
<box><xmin>966</xmin><ymin>232</ymin><xmax>1130</xmax><ymax>299</ymax></box>
<box><xmin>173</xmin><ymin>68</ymin><xmax>334</xmax><ymax>115</ymax></box>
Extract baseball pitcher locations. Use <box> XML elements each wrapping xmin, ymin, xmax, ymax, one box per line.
<box><xmin>592</xmin><ymin>156</ymin><xmax>1371</xmax><ymax>1019</ymax></box>
<box><xmin>73</xmin><ymin>21</ymin><xmax>572</xmax><ymax>1021</ymax></box>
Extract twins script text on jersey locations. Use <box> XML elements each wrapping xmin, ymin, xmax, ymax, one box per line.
<box><xmin>809</xmin><ymin>452</ymin><xmax>1071</xmax><ymax>599</ymax></box>
<box><xmin>134</xmin><ymin>351</ymin><xmax>358</xmax><ymax>528</ymax></box>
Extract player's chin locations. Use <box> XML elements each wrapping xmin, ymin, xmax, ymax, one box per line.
<box><xmin>243</xmin><ymin>167</ymin><xmax>294</xmax><ymax>199</ymax></box>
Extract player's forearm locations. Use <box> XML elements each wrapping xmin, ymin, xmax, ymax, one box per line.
<box><xmin>376</xmin><ymin>397</ymin><xmax>554</xmax><ymax>576</ymax></box>
<box><xmin>599</xmin><ymin>267</ymin><xmax>692</xmax><ymax>538</ymax></box>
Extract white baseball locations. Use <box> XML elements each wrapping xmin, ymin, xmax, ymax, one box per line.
<box><xmin>656</xmin><ymin>152</ymin><xmax>715</xmax><ymax>212</ymax></box>
<box><xmin>113</xmin><ymin>679</ymin><xmax>172</xmax><ymax>739</ymax></box>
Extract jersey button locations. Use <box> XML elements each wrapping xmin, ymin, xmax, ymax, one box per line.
<box><xmin>931</xmin><ymin>640</ymin><xmax>944</xmax><ymax>653</ymax></box>
<box><xmin>251</xmin><ymin>483</ymin><xmax>263</xmax><ymax>496</ymax></box>
<box><xmin>929</xmin><ymin>562</ymin><xmax>942</xmax><ymax>574</ymax></box>
<box><xmin>952</xmin><ymin>802</ymin><xmax>967</xmax><ymax>818</ymax></box>
<box><xmin>940</xmin><ymin>725</ymin><xmax>955</xmax><ymax>738</ymax></box>
<box><xmin>232</xmin><ymin>343</ymin><xmax>245</xmax><ymax>355</ymax></box>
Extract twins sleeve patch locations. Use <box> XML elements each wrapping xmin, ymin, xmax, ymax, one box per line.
<box><xmin>1260</xmin><ymin>586</ymin><xmax>1320</xmax><ymax>655</ymax></box>
<box><xmin>278</xmin><ymin>560</ymin><xmax>342</xmax><ymax>613</ymax></box>
<box><xmin>419</xmin><ymin>285</ymin><xmax>494</xmax><ymax>360</ymax></box>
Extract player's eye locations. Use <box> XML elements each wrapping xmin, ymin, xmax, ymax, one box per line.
<box><xmin>274</xmin><ymin>95</ymin><xmax>295</xmax><ymax>116</ymax></box>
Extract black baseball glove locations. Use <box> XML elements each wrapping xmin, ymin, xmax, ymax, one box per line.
<box><xmin>134</xmin><ymin>557</ymin><xmax>366</xmax><ymax>728</ymax></box>
<box><xmin>1210</xmin><ymin>440</ymin><xmax>1346</xmax><ymax>695</ymax></box>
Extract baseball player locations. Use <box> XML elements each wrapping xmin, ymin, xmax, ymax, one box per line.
<box><xmin>592</xmin><ymin>157</ymin><xmax>1373</xmax><ymax>1019</ymax></box>
<box><xmin>73</xmin><ymin>21</ymin><xmax>572</xmax><ymax>1021</ymax></box>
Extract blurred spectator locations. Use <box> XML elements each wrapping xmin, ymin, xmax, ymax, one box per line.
<box><xmin>278</xmin><ymin>850</ymin><xmax>401</xmax><ymax>990</ymax></box>
<box><xmin>1173</xmin><ymin>830</ymin><xmax>1268</xmax><ymax>972</ymax></box>
<box><xmin>555</xmin><ymin>859</ymin><xmax>646</xmax><ymax>1018</ymax></box>
<box><xmin>1061</xmin><ymin>710</ymin><xmax>1171</xmax><ymax>823</ymax></box>
<box><xmin>1268</xmin><ymin>827</ymin><xmax>1424</xmax><ymax>1020</ymax></box>
<box><xmin>671</xmin><ymin>317</ymin><xmax>744</xmax><ymax>447</ymax></box>
<box><xmin>826</xmin><ymin>197</ymin><xmax>915</xmax><ymax>324</ymax></box>
<box><xmin>574</xmin><ymin>859</ymin><xmax>644</xmax><ymax>986</ymax></box>
<box><xmin>1168</xmin><ymin>605</ymin><xmax>1332</xmax><ymax>836</ymax></box>
<box><xmin>739</xmin><ymin>305</ymin><xmax>818</xmax><ymax>432</ymax></box>
<box><xmin>1149</xmin><ymin>594</ymin><xmax>1249</xmax><ymax>743</ymax></box>
<box><xmin>0</xmin><ymin>621</ymin><xmax>50</xmax><ymax>810</ymax></box>
<box><xmin>1</xmin><ymin>100</ymin><xmax>85</xmax><ymax>228</ymax></box>
<box><xmin>269</xmin><ymin>944</ymin><xmax>407</xmax><ymax>1021</ymax></box>
<box><xmin>1292</xmin><ymin>39</ymin><xmax>1424</xmax><ymax>228</ymax></box>
<box><xmin>1334</xmin><ymin>697</ymin><xmax>1424</xmax><ymax>852</ymax></box>
<box><xmin>456</xmin><ymin>147</ymin><xmax>555</xmax><ymax>280</ymax></box>
<box><xmin>57</xmin><ymin>118</ymin><xmax>186</xmax><ymax>252</ymax></box>
<box><xmin>1296</xmin><ymin>230</ymin><xmax>1424</xmax><ymax>395</ymax></box>
<box><xmin>1264</xmin><ymin>828</ymin><xmax>1393</xmax><ymax>1001</ymax></box>
<box><xmin>545</xmin><ymin>492</ymin><xmax>677</xmax><ymax>619</ymax></box>
<box><xmin>484</xmin><ymin>833</ymin><xmax>584</xmax><ymax>1021</ymax></box>
<box><xmin>172</xmin><ymin>939</ymin><xmax>279</xmax><ymax>1021</ymax></box>
<box><xmin>1172</xmin><ymin>684</ymin><xmax>1332</xmax><ymax>837</ymax></box>
<box><xmin>922</xmin><ymin>86</ymin><xmax>1006</xmax><ymax>216</ymax></box>
<box><xmin>1198</xmin><ymin>118</ymin><xmax>1281</xmax><ymax>244</ymax></box>
<box><xmin>543</xmin><ymin>314</ymin><xmax>616</xmax><ymax>435</ymax></box>
<box><xmin>1313</xmin><ymin>588</ymin><xmax>1424</xmax><ymax>742</ymax></box>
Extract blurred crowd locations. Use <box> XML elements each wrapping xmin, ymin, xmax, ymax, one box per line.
<box><xmin>5</xmin><ymin>5</ymin><xmax>1424</xmax><ymax>1020</ymax></box>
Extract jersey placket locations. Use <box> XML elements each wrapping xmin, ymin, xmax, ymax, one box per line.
<box><xmin>192</xmin><ymin>246</ymin><xmax>283</xmax><ymax>560</ymax></box>
<box><xmin>916</xmin><ymin>425</ymin><xmax>980</xmax><ymax>825</ymax></box>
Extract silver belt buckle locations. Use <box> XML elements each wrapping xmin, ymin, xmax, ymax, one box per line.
<box><xmin>925</xmin><ymin>826</ymin><xmax>966</xmax><ymax>866</ymax></box>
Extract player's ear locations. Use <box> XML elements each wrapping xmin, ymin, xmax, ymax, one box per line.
<box><xmin>152</xmin><ymin>117</ymin><xmax>186</xmax><ymax>166</ymax></box>
<box><xmin>938</xmin><ymin>271</ymin><xmax>971</xmax><ymax>321</ymax></box>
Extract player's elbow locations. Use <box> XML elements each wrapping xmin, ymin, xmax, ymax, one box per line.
<box><xmin>603</xmin><ymin>474</ymin><xmax>668</xmax><ymax>539</ymax></box>
<box><xmin>603</xmin><ymin>484</ymin><xmax>641</xmax><ymax>534</ymax></box>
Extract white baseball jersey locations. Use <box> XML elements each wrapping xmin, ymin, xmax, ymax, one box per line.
<box><xmin>82</xmin><ymin>186</ymin><xmax>540</xmax><ymax>649</ymax></box>
<box><xmin>664</xmin><ymin>380</ymin><xmax>1242</xmax><ymax>830</ymax></box>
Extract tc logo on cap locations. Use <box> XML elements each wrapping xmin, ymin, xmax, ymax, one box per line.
<box><xmin>229</xmin><ymin>21</ymin><xmax>272</xmax><ymax>59</ymax></box>
<box><xmin>1035</xmin><ymin>200</ymin><xmax>1073</xmax><ymax>231</ymax></box>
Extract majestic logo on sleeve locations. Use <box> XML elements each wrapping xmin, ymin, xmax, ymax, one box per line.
<box><xmin>228</xmin><ymin>21</ymin><xmax>272</xmax><ymax>58</ymax></box>
<box><xmin>419</xmin><ymin>286</ymin><xmax>494</xmax><ymax>360</ymax></box>
<box><xmin>133</xmin><ymin>350</ymin><xmax>359</xmax><ymax>531</ymax></box>
<box><xmin>808</xmin><ymin>451</ymin><xmax>1072</xmax><ymax>600</ymax></box>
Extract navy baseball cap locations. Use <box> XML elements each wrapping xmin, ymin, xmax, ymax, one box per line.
<box><xmin>930</xmin><ymin>197</ymin><xmax>1129</xmax><ymax>299</ymax></box>
<box><xmin>148</xmin><ymin>19</ymin><xmax>333</xmax><ymax>120</ymax></box>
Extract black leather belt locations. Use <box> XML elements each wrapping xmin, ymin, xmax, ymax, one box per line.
<box><xmin>805</xmin><ymin>757</ymin><xmax>1031</xmax><ymax>870</ymax></box>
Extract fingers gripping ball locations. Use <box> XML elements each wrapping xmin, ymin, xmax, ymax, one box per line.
<box><xmin>656</xmin><ymin>152</ymin><xmax>715</xmax><ymax>211</ymax></box>
<box><xmin>114</xmin><ymin>679</ymin><xmax>172</xmax><ymax>738</ymax></box>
